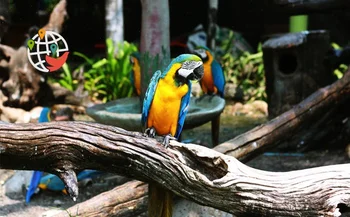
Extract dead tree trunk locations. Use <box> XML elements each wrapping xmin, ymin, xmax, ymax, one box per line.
<box><xmin>0</xmin><ymin>0</ymin><xmax>87</xmax><ymax>110</ymax></box>
<box><xmin>0</xmin><ymin>122</ymin><xmax>350</xmax><ymax>216</ymax></box>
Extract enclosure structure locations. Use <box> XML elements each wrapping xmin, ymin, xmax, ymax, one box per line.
<box><xmin>262</xmin><ymin>30</ymin><xmax>337</xmax><ymax>118</ymax></box>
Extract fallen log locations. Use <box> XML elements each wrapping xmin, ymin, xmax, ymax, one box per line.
<box><xmin>215</xmin><ymin>68</ymin><xmax>350</xmax><ymax>161</ymax></box>
<box><xmin>53</xmin><ymin>180</ymin><xmax>148</xmax><ymax>217</ymax></box>
<box><xmin>0</xmin><ymin>122</ymin><xmax>350</xmax><ymax>216</ymax></box>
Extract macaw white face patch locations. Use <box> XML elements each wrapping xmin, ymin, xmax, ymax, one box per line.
<box><xmin>178</xmin><ymin>61</ymin><xmax>203</xmax><ymax>78</ymax></box>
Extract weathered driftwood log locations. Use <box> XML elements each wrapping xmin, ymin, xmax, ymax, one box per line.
<box><xmin>0</xmin><ymin>122</ymin><xmax>350</xmax><ymax>216</ymax></box>
<box><xmin>50</xmin><ymin>68</ymin><xmax>350</xmax><ymax>217</ymax></box>
<box><xmin>215</xmin><ymin>68</ymin><xmax>350</xmax><ymax>161</ymax></box>
<box><xmin>54</xmin><ymin>180</ymin><xmax>148</xmax><ymax>217</ymax></box>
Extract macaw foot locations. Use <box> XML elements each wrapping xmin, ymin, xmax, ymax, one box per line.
<box><xmin>144</xmin><ymin>127</ymin><xmax>156</xmax><ymax>138</ymax></box>
<box><xmin>162</xmin><ymin>134</ymin><xmax>176</xmax><ymax>148</ymax></box>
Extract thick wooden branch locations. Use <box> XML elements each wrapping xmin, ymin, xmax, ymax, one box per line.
<box><xmin>0</xmin><ymin>122</ymin><xmax>350</xmax><ymax>216</ymax></box>
<box><xmin>42</xmin><ymin>0</ymin><xmax>67</xmax><ymax>33</ymax></box>
<box><xmin>54</xmin><ymin>180</ymin><xmax>148</xmax><ymax>217</ymax></box>
<box><xmin>215</xmin><ymin>69</ymin><xmax>350</xmax><ymax>161</ymax></box>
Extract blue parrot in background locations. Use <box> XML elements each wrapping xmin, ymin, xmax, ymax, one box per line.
<box><xmin>192</xmin><ymin>46</ymin><xmax>225</xmax><ymax>98</ymax></box>
<box><xmin>142</xmin><ymin>54</ymin><xmax>204</xmax><ymax>217</ymax></box>
<box><xmin>26</xmin><ymin>108</ymin><xmax>103</xmax><ymax>203</ymax></box>
<box><xmin>130</xmin><ymin>52</ymin><xmax>141</xmax><ymax>96</ymax></box>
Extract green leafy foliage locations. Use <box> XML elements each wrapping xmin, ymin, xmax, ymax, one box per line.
<box><xmin>53</xmin><ymin>39</ymin><xmax>138</xmax><ymax>103</ymax></box>
<box><xmin>219</xmin><ymin>43</ymin><xmax>266</xmax><ymax>102</ymax></box>
<box><xmin>56</xmin><ymin>62</ymin><xmax>82</xmax><ymax>91</ymax></box>
<box><xmin>77</xmin><ymin>39</ymin><xmax>138</xmax><ymax>102</ymax></box>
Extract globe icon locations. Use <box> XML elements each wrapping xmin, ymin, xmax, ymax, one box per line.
<box><xmin>27</xmin><ymin>30</ymin><xmax>69</xmax><ymax>73</ymax></box>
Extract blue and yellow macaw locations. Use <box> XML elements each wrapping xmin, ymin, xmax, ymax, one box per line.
<box><xmin>142</xmin><ymin>54</ymin><xmax>203</xmax><ymax>217</ymax></box>
<box><xmin>130</xmin><ymin>52</ymin><xmax>141</xmax><ymax>96</ymax></box>
<box><xmin>192</xmin><ymin>46</ymin><xmax>225</xmax><ymax>98</ymax></box>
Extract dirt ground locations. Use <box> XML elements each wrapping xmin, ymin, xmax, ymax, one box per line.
<box><xmin>0</xmin><ymin>101</ymin><xmax>349</xmax><ymax>217</ymax></box>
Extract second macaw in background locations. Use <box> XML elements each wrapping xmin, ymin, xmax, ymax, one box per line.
<box><xmin>192</xmin><ymin>46</ymin><xmax>225</xmax><ymax>98</ymax></box>
<box><xmin>130</xmin><ymin>52</ymin><xmax>141</xmax><ymax>96</ymax></box>
<box><xmin>142</xmin><ymin>54</ymin><xmax>204</xmax><ymax>217</ymax></box>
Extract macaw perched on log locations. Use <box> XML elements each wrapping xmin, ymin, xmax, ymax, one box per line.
<box><xmin>142</xmin><ymin>54</ymin><xmax>204</xmax><ymax>217</ymax></box>
<box><xmin>130</xmin><ymin>52</ymin><xmax>141</xmax><ymax>96</ymax></box>
<box><xmin>192</xmin><ymin>46</ymin><xmax>225</xmax><ymax>98</ymax></box>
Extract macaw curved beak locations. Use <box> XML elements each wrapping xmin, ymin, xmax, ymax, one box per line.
<box><xmin>187</xmin><ymin>64</ymin><xmax>204</xmax><ymax>81</ymax></box>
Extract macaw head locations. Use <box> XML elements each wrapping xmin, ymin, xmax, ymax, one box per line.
<box><xmin>167</xmin><ymin>54</ymin><xmax>204</xmax><ymax>85</ymax></box>
<box><xmin>192</xmin><ymin>46</ymin><xmax>212</xmax><ymax>63</ymax></box>
<box><xmin>130</xmin><ymin>52</ymin><xmax>140</xmax><ymax>66</ymax></box>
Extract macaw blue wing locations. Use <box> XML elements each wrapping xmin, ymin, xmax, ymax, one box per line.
<box><xmin>76</xmin><ymin>170</ymin><xmax>103</xmax><ymax>180</ymax></box>
<box><xmin>38</xmin><ymin>107</ymin><xmax>51</xmax><ymax>123</ymax></box>
<box><xmin>39</xmin><ymin>173</ymin><xmax>65</xmax><ymax>191</ymax></box>
<box><xmin>25</xmin><ymin>171</ymin><xmax>43</xmax><ymax>203</ymax></box>
<box><xmin>175</xmin><ymin>82</ymin><xmax>192</xmax><ymax>138</ymax></box>
<box><xmin>212</xmin><ymin>59</ymin><xmax>225</xmax><ymax>98</ymax></box>
<box><xmin>38</xmin><ymin>170</ymin><xmax>104</xmax><ymax>192</ymax></box>
<box><xmin>141</xmin><ymin>70</ymin><xmax>162</xmax><ymax>126</ymax></box>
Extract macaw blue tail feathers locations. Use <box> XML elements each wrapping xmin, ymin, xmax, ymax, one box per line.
<box><xmin>148</xmin><ymin>184</ymin><xmax>173</xmax><ymax>217</ymax></box>
<box><xmin>26</xmin><ymin>171</ymin><xmax>43</xmax><ymax>203</ymax></box>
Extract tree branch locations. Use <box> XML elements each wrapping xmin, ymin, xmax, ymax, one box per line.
<box><xmin>0</xmin><ymin>121</ymin><xmax>350</xmax><ymax>216</ymax></box>
<box><xmin>214</xmin><ymin>69</ymin><xmax>350</xmax><ymax>161</ymax></box>
<box><xmin>53</xmin><ymin>180</ymin><xmax>148</xmax><ymax>217</ymax></box>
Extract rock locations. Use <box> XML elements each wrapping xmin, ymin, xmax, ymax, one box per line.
<box><xmin>5</xmin><ymin>170</ymin><xmax>33</xmax><ymax>195</ymax></box>
<box><xmin>41</xmin><ymin>209</ymin><xmax>64</xmax><ymax>217</ymax></box>
<box><xmin>173</xmin><ymin>199</ymin><xmax>233</xmax><ymax>217</ymax></box>
<box><xmin>191</xmin><ymin>82</ymin><xmax>202</xmax><ymax>97</ymax></box>
<box><xmin>53</xmin><ymin>199</ymin><xmax>63</xmax><ymax>206</ymax></box>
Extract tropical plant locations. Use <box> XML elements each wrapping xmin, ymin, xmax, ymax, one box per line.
<box><xmin>220</xmin><ymin>43</ymin><xmax>266</xmax><ymax>102</ymax></box>
<box><xmin>55</xmin><ymin>62</ymin><xmax>82</xmax><ymax>91</ymax></box>
<box><xmin>76</xmin><ymin>39</ymin><xmax>138</xmax><ymax>102</ymax></box>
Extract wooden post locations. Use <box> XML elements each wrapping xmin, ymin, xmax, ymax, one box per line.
<box><xmin>139</xmin><ymin>0</ymin><xmax>171</xmax><ymax>108</ymax></box>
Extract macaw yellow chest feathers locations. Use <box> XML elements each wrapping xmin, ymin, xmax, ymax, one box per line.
<box><xmin>147</xmin><ymin>63</ymin><xmax>189</xmax><ymax>136</ymax></box>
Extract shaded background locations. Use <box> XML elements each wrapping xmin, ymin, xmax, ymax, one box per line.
<box><xmin>2</xmin><ymin>0</ymin><xmax>350</xmax><ymax>56</ymax></box>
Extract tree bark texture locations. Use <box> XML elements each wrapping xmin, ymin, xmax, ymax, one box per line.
<box><xmin>139</xmin><ymin>0</ymin><xmax>171</xmax><ymax>100</ymax></box>
<box><xmin>0</xmin><ymin>121</ymin><xmax>350</xmax><ymax>216</ymax></box>
<box><xmin>105</xmin><ymin>0</ymin><xmax>124</xmax><ymax>49</ymax></box>
<box><xmin>53</xmin><ymin>180</ymin><xmax>148</xmax><ymax>217</ymax></box>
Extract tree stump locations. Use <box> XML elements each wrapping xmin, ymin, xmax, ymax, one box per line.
<box><xmin>262</xmin><ymin>30</ymin><xmax>337</xmax><ymax>118</ymax></box>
